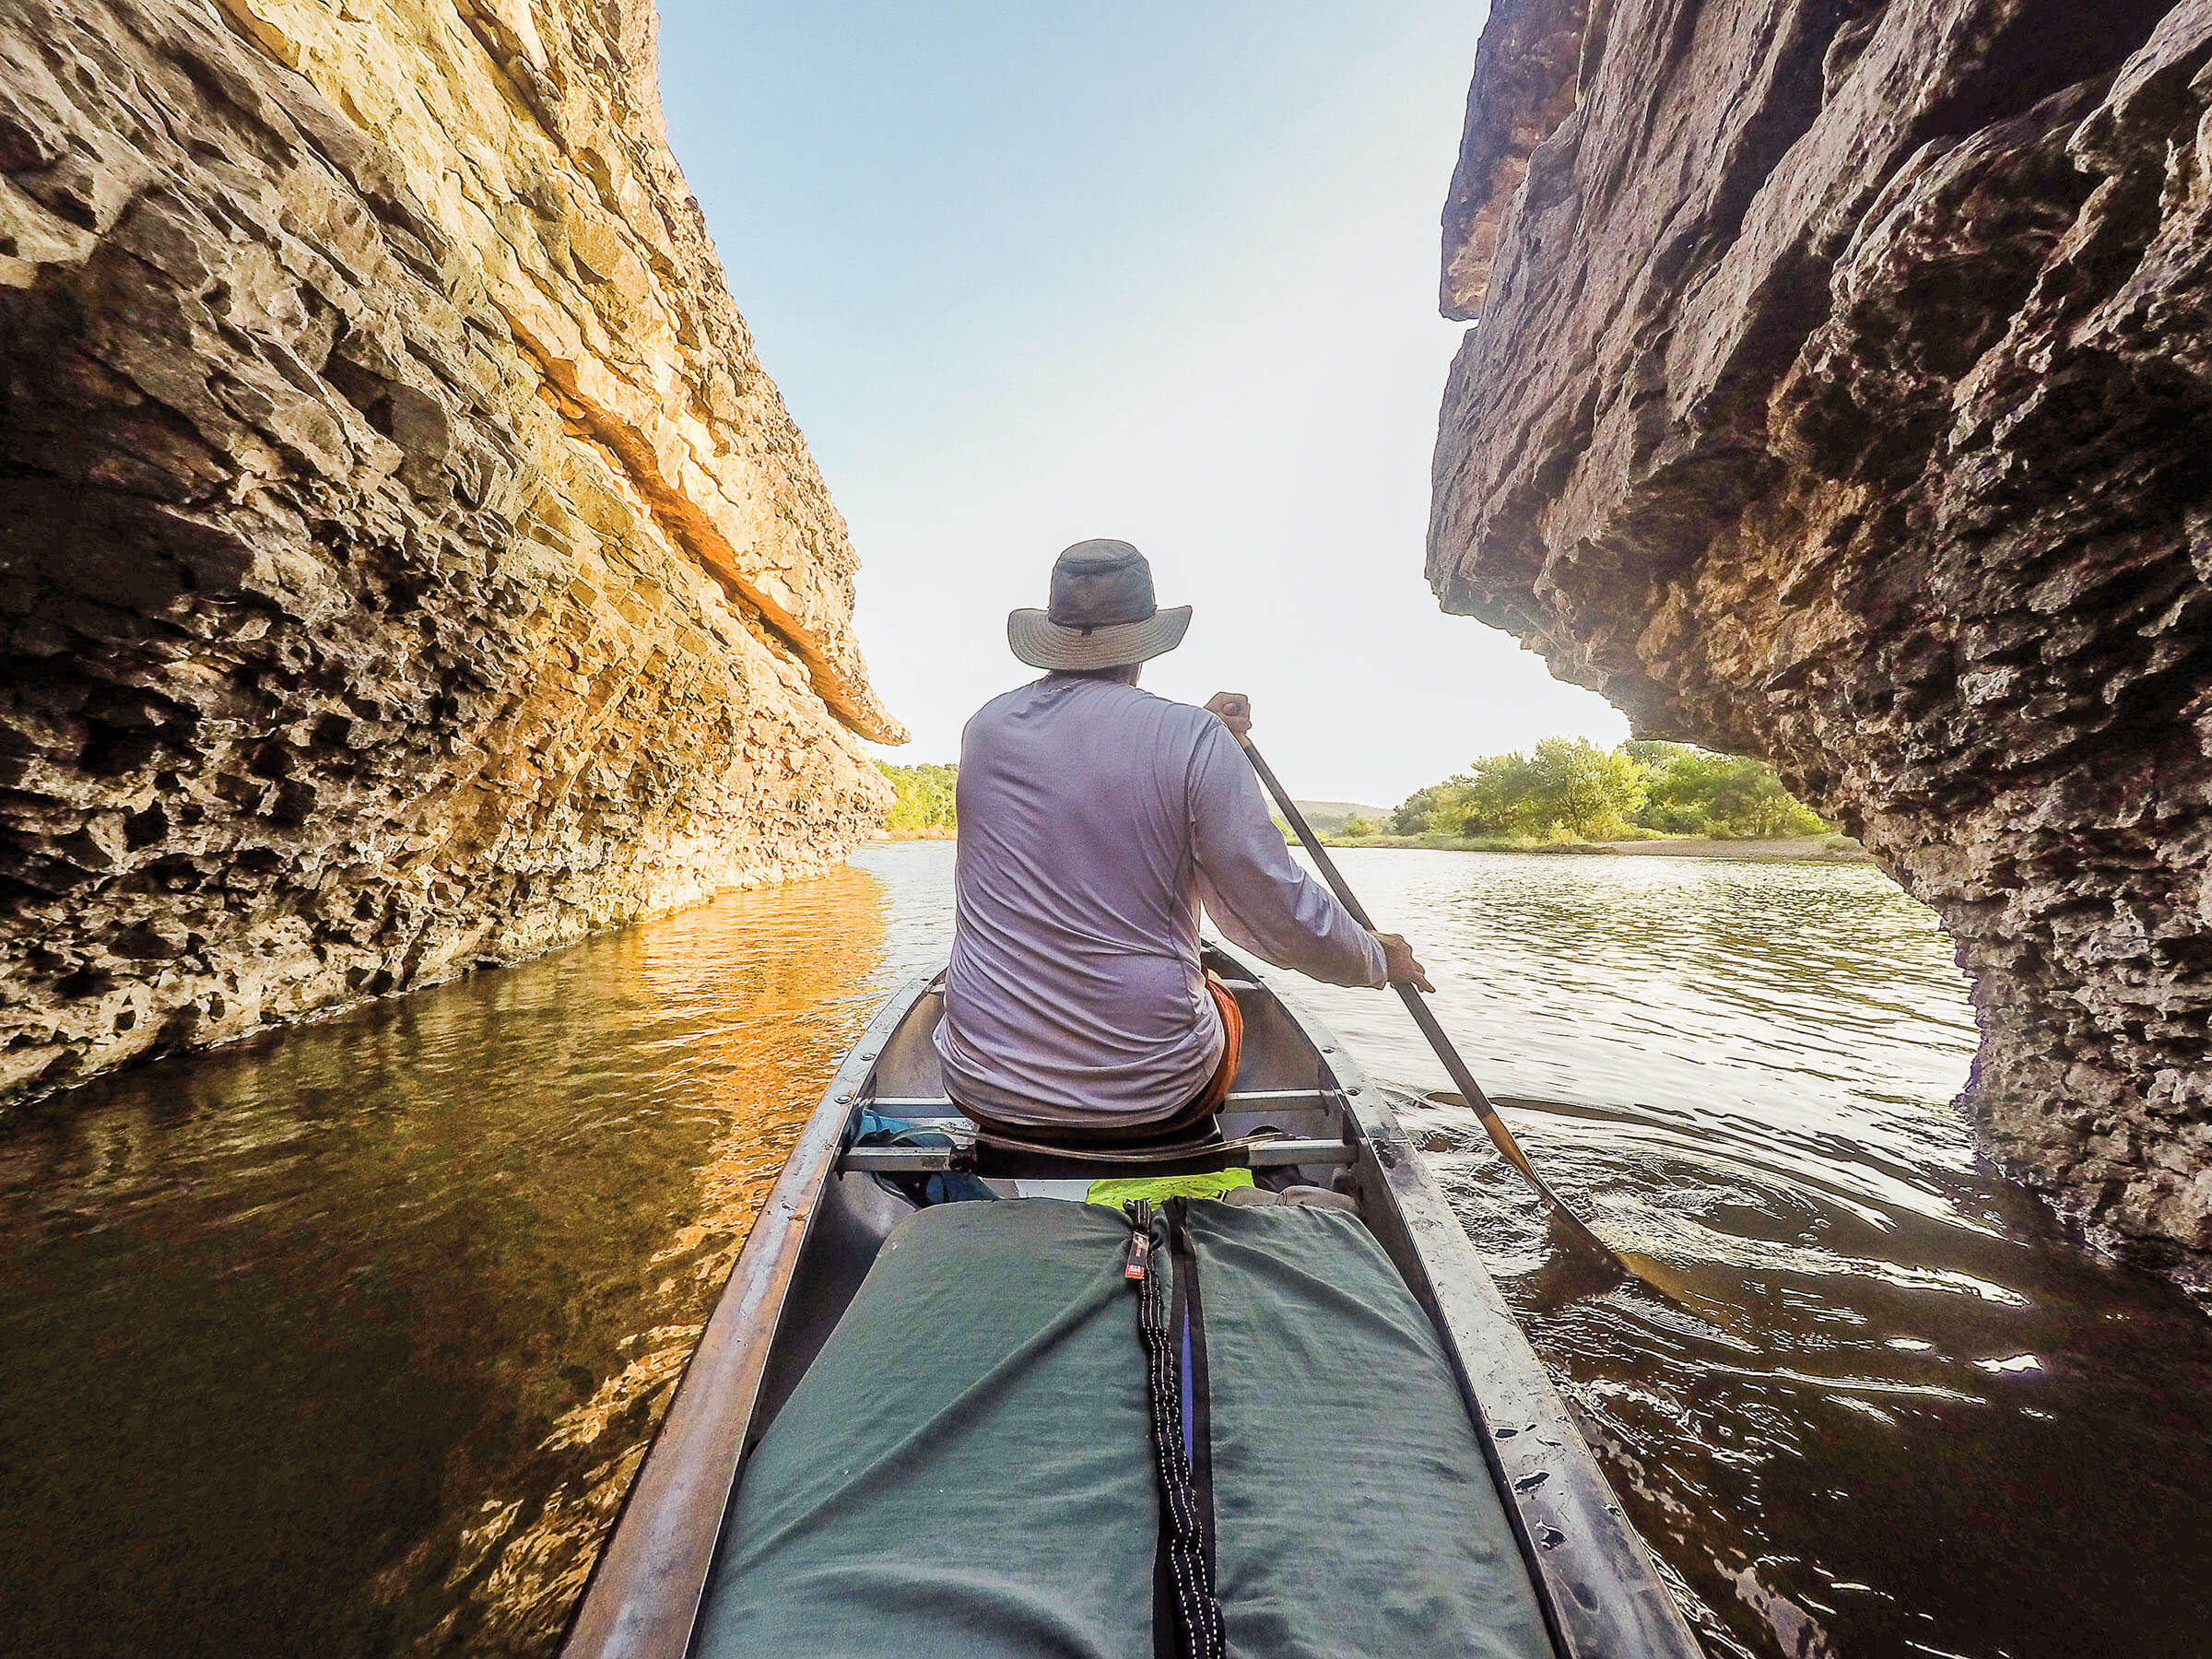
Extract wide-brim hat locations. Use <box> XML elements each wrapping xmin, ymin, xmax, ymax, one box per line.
<box><xmin>1008</xmin><ymin>538</ymin><xmax>1192</xmax><ymax>670</ymax></box>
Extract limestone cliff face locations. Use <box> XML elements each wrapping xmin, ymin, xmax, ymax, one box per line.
<box><xmin>1431</xmin><ymin>0</ymin><xmax>2212</xmax><ymax>1289</ymax></box>
<box><xmin>0</xmin><ymin>0</ymin><xmax>900</xmax><ymax>1101</ymax></box>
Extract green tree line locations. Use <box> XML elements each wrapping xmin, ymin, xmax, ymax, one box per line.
<box><xmin>1359</xmin><ymin>738</ymin><xmax>1830</xmax><ymax>842</ymax></box>
<box><xmin>886</xmin><ymin>742</ymin><xmax>1825</xmax><ymax>843</ymax></box>
<box><xmin>877</xmin><ymin>761</ymin><xmax>958</xmax><ymax>832</ymax></box>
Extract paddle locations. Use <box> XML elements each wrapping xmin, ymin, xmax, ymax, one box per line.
<box><xmin>1237</xmin><ymin>735</ymin><xmax>1693</xmax><ymax>1301</ymax></box>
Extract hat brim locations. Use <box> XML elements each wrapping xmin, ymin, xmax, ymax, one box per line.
<box><xmin>1007</xmin><ymin>606</ymin><xmax>1192</xmax><ymax>670</ymax></box>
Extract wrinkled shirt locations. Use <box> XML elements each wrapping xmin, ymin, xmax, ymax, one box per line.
<box><xmin>934</xmin><ymin>677</ymin><xmax>1386</xmax><ymax>1127</ymax></box>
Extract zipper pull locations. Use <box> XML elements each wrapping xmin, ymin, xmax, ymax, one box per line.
<box><xmin>1122</xmin><ymin>1198</ymin><xmax>1153</xmax><ymax>1281</ymax></box>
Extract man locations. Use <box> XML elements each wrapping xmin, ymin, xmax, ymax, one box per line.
<box><xmin>935</xmin><ymin>537</ymin><xmax>1430</xmax><ymax>1142</ymax></box>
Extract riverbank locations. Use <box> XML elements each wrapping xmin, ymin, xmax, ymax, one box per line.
<box><xmin>877</xmin><ymin>828</ymin><xmax>1874</xmax><ymax>862</ymax></box>
<box><xmin>1324</xmin><ymin>832</ymin><xmax>1872</xmax><ymax>863</ymax></box>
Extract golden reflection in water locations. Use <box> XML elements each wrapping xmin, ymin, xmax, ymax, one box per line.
<box><xmin>372</xmin><ymin>862</ymin><xmax>893</xmax><ymax>1655</ymax></box>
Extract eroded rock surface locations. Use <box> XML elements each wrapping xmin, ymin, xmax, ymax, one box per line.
<box><xmin>1431</xmin><ymin>0</ymin><xmax>2212</xmax><ymax>1288</ymax></box>
<box><xmin>0</xmin><ymin>0</ymin><xmax>900</xmax><ymax>1101</ymax></box>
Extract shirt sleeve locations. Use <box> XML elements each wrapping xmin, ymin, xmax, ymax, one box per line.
<box><xmin>1187</xmin><ymin>720</ymin><xmax>1388</xmax><ymax>988</ymax></box>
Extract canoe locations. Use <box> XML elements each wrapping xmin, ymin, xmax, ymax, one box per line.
<box><xmin>559</xmin><ymin>945</ymin><xmax>1701</xmax><ymax>1659</ymax></box>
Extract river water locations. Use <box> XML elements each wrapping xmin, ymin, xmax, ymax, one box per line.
<box><xmin>3</xmin><ymin>841</ymin><xmax>2208</xmax><ymax>1658</ymax></box>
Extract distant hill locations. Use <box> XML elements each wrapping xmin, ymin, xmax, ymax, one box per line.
<box><xmin>1295</xmin><ymin>800</ymin><xmax>1394</xmax><ymax>833</ymax></box>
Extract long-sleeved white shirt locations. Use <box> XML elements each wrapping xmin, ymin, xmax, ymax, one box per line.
<box><xmin>933</xmin><ymin>677</ymin><xmax>1386</xmax><ymax>1127</ymax></box>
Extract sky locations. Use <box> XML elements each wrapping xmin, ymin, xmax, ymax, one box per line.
<box><xmin>654</xmin><ymin>1</ymin><xmax>1628</xmax><ymax>809</ymax></box>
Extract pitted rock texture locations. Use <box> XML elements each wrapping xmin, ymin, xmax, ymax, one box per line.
<box><xmin>0</xmin><ymin>0</ymin><xmax>900</xmax><ymax>1102</ymax></box>
<box><xmin>1431</xmin><ymin>0</ymin><xmax>2212</xmax><ymax>1290</ymax></box>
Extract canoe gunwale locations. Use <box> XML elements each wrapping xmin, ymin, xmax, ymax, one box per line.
<box><xmin>558</xmin><ymin>957</ymin><xmax>1700</xmax><ymax>1659</ymax></box>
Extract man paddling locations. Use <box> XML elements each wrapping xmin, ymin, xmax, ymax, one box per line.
<box><xmin>935</xmin><ymin>538</ymin><xmax>1430</xmax><ymax>1144</ymax></box>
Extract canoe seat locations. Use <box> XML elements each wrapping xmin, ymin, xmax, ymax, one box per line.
<box><xmin>693</xmin><ymin>1199</ymin><xmax>1554</xmax><ymax>1659</ymax></box>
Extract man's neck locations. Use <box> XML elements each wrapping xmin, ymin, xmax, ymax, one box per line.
<box><xmin>1048</xmin><ymin>665</ymin><xmax>1141</xmax><ymax>687</ymax></box>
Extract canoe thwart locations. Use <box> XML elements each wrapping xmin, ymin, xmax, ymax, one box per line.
<box><xmin>840</xmin><ymin>1137</ymin><xmax>1357</xmax><ymax>1175</ymax></box>
<box><xmin>864</xmin><ymin>1087</ymin><xmax>1341</xmax><ymax>1116</ymax></box>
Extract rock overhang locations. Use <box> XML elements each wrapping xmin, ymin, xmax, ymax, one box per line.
<box><xmin>1429</xmin><ymin>0</ymin><xmax>2212</xmax><ymax>1291</ymax></box>
<box><xmin>0</xmin><ymin>0</ymin><xmax>900</xmax><ymax>1102</ymax></box>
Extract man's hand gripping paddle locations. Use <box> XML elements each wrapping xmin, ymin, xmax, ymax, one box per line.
<box><xmin>1235</xmin><ymin>731</ymin><xmax>1716</xmax><ymax>1317</ymax></box>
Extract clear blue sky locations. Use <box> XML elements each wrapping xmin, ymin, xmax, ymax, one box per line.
<box><xmin>655</xmin><ymin>1</ymin><xmax>1626</xmax><ymax>807</ymax></box>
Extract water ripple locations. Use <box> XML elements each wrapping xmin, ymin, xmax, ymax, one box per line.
<box><xmin>2</xmin><ymin>842</ymin><xmax>2208</xmax><ymax>1659</ymax></box>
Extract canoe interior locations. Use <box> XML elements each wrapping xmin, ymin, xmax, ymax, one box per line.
<box><xmin>748</xmin><ymin>952</ymin><xmax>1347</xmax><ymax>1441</ymax></box>
<box><xmin>559</xmin><ymin>945</ymin><xmax>1701</xmax><ymax>1659</ymax></box>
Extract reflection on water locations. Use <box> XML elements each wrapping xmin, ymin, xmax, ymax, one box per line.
<box><xmin>3</xmin><ymin>841</ymin><xmax>2209</xmax><ymax>1659</ymax></box>
<box><xmin>0</xmin><ymin>865</ymin><xmax>890</xmax><ymax>1659</ymax></box>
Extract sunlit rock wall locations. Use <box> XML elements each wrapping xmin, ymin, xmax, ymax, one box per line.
<box><xmin>1431</xmin><ymin>0</ymin><xmax>2212</xmax><ymax>1289</ymax></box>
<box><xmin>0</xmin><ymin>0</ymin><xmax>900</xmax><ymax>1101</ymax></box>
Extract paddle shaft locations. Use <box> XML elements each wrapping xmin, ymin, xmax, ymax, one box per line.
<box><xmin>1239</xmin><ymin>738</ymin><xmax>1627</xmax><ymax>1266</ymax></box>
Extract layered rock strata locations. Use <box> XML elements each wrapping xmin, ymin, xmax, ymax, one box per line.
<box><xmin>1431</xmin><ymin>0</ymin><xmax>2212</xmax><ymax>1288</ymax></box>
<box><xmin>0</xmin><ymin>0</ymin><xmax>900</xmax><ymax>1101</ymax></box>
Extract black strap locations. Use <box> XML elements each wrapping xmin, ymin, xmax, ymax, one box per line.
<box><xmin>970</xmin><ymin>1127</ymin><xmax>1271</xmax><ymax>1167</ymax></box>
<box><xmin>1126</xmin><ymin>1200</ymin><xmax>1224</xmax><ymax>1659</ymax></box>
<box><xmin>1167</xmin><ymin>1201</ymin><xmax>1217</xmax><ymax>1567</ymax></box>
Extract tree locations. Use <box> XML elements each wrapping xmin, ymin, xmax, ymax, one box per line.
<box><xmin>1391</xmin><ymin>787</ymin><xmax>1445</xmax><ymax>834</ymax></box>
<box><xmin>1386</xmin><ymin>738</ymin><xmax>1829</xmax><ymax>842</ymax></box>
<box><xmin>1626</xmin><ymin>742</ymin><xmax>1829</xmax><ymax>838</ymax></box>
<box><xmin>877</xmin><ymin>761</ymin><xmax>958</xmax><ymax>831</ymax></box>
<box><xmin>1454</xmin><ymin>737</ymin><xmax>1647</xmax><ymax>840</ymax></box>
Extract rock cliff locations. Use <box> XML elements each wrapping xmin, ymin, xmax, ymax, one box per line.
<box><xmin>1431</xmin><ymin>0</ymin><xmax>2212</xmax><ymax>1289</ymax></box>
<box><xmin>0</xmin><ymin>0</ymin><xmax>900</xmax><ymax>1102</ymax></box>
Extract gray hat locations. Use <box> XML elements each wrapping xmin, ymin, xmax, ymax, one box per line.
<box><xmin>1007</xmin><ymin>539</ymin><xmax>1193</xmax><ymax>670</ymax></box>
